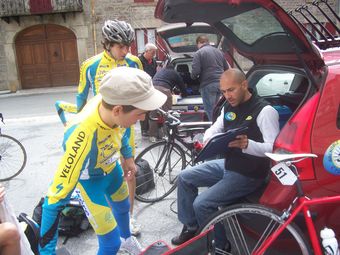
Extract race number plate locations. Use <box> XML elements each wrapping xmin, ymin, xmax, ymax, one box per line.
<box><xmin>271</xmin><ymin>162</ymin><xmax>297</xmax><ymax>186</ymax></box>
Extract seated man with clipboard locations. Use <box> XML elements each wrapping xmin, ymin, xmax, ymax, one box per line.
<box><xmin>171</xmin><ymin>68</ymin><xmax>280</xmax><ymax>249</ymax></box>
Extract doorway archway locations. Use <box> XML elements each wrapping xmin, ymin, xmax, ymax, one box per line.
<box><xmin>15</xmin><ymin>24</ymin><xmax>79</xmax><ymax>89</ymax></box>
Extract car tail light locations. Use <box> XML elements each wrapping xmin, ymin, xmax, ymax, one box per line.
<box><xmin>274</xmin><ymin>92</ymin><xmax>320</xmax><ymax>180</ymax></box>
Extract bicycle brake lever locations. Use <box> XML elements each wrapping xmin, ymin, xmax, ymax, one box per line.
<box><xmin>172</xmin><ymin>112</ymin><xmax>181</xmax><ymax>118</ymax></box>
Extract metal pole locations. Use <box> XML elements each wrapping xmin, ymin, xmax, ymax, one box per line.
<box><xmin>91</xmin><ymin>0</ymin><xmax>97</xmax><ymax>55</ymax></box>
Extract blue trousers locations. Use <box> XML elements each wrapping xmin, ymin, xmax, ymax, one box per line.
<box><xmin>177</xmin><ymin>159</ymin><xmax>264</xmax><ymax>228</ymax></box>
<box><xmin>200</xmin><ymin>83</ymin><xmax>221</xmax><ymax>121</ymax></box>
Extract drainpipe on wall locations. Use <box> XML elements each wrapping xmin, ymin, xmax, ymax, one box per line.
<box><xmin>91</xmin><ymin>0</ymin><xmax>97</xmax><ymax>55</ymax></box>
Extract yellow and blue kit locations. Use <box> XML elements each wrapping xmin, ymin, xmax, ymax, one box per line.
<box><xmin>77</xmin><ymin>51</ymin><xmax>142</xmax><ymax>112</ymax></box>
<box><xmin>40</xmin><ymin>96</ymin><xmax>133</xmax><ymax>255</ymax></box>
<box><xmin>55</xmin><ymin>50</ymin><xmax>143</xmax><ymax>124</ymax></box>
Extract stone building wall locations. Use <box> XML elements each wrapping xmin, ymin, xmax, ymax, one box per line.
<box><xmin>0</xmin><ymin>13</ymin><xmax>89</xmax><ymax>91</ymax></box>
<box><xmin>85</xmin><ymin>1</ymin><xmax>160</xmax><ymax>55</ymax></box>
<box><xmin>0</xmin><ymin>22</ymin><xmax>7</xmax><ymax>90</ymax></box>
<box><xmin>0</xmin><ymin>0</ymin><xmax>338</xmax><ymax>91</ymax></box>
<box><xmin>0</xmin><ymin>0</ymin><xmax>160</xmax><ymax>91</ymax></box>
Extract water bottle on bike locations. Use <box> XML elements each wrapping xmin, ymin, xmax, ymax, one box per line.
<box><xmin>193</xmin><ymin>133</ymin><xmax>204</xmax><ymax>152</ymax></box>
<box><xmin>320</xmin><ymin>227</ymin><xmax>339</xmax><ymax>255</ymax></box>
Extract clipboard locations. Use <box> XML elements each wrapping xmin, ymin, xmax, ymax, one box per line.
<box><xmin>194</xmin><ymin>126</ymin><xmax>248</xmax><ymax>163</ymax></box>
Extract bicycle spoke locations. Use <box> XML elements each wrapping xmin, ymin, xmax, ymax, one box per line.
<box><xmin>253</xmin><ymin>217</ymin><xmax>281</xmax><ymax>253</ymax></box>
<box><xmin>215</xmin><ymin>247</ymin><xmax>231</xmax><ymax>255</ymax></box>
<box><xmin>200</xmin><ymin>204</ymin><xmax>310</xmax><ymax>255</ymax></box>
<box><xmin>225</xmin><ymin>215</ymin><xmax>251</xmax><ymax>255</ymax></box>
<box><xmin>0</xmin><ymin>135</ymin><xmax>26</xmax><ymax>181</ymax></box>
<box><xmin>135</xmin><ymin>141</ymin><xmax>186</xmax><ymax>202</ymax></box>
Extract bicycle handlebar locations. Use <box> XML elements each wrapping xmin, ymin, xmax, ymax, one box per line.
<box><xmin>155</xmin><ymin>108</ymin><xmax>181</xmax><ymax>127</ymax></box>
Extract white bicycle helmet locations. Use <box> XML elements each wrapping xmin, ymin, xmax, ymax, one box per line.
<box><xmin>102</xmin><ymin>19</ymin><xmax>135</xmax><ymax>45</ymax></box>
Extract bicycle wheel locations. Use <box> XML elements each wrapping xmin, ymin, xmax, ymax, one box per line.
<box><xmin>199</xmin><ymin>203</ymin><xmax>311</xmax><ymax>255</ymax></box>
<box><xmin>0</xmin><ymin>134</ymin><xmax>27</xmax><ymax>181</ymax></box>
<box><xmin>135</xmin><ymin>141</ymin><xmax>186</xmax><ymax>203</ymax></box>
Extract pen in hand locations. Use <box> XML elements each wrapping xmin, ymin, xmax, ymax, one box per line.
<box><xmin>228</xmin><ymin>135</ymin><xmax>248</xmax><ymax>150</ymax></box>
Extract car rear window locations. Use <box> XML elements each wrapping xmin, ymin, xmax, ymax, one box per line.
<box><xmin>249</xmin><ymin>70</ymin><xmax>308</xmax><ymax>112</ymax></box>
<box><xmin>221</xmin><ymin>7</ymin><xmax>284</xmax><ymax>45</ymax></box>
<box><xmin>256</xmin><ymin>73</ymin><xmax>295</xmax><ymax>96</ymax></box>
<box><xmin>167</xmin><ymin>33</ymin><xmax>219</xmax><ymax>50</ymax></box>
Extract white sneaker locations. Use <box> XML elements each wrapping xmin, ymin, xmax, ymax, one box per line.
<box><xmin>120</xmin><ymin>236</ymin><xmax>143</xmax><ymax>255</ymax></box>
<box><xmin>130</xmin><ymin>217</ymin><xmax>142</xmax><ymax>236</ymax></box>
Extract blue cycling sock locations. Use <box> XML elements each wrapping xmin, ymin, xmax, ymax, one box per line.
<box><xmin>109</xmin><ymin>197</ymin><xmax>131</xmax><ymax>239</ymax></box>
<box><xmin>97</xmin><ymin>227</ymin><xmax>121</xmax><ymax>255</ymax></box>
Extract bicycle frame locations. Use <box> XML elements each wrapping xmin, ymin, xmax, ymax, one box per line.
<box><xmin>252</xmin><ymin>194</ymin><xmax>340</xmax><ymax>254</ymax></box>
<box><xmin>156</xmin><ymin>125</ymin><xmax>199</xmax><ymax>172</ymax></box>
<box><xmin>152</xmin><ymin>139</ymin><xmax>182</xmax><ymax>179</ymax></box>
<box><xmin>253</xmin><ymin>179</ymin><xmax>340</xmax><ymax>255</ymax></box>
<box><xmin>154</xmin><ymin>109</ymin><xmax>209</xmax><ymax>166</ymax></box>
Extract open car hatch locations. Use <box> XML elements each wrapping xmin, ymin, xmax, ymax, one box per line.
<box><xmin>155</xmin><ymin>0</ymin><xmax>325</xmax><ymax>72</ymax></box>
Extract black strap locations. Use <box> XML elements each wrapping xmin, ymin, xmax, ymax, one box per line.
<box><xmin>39</xmin><ymin>213</ymin><xmax>61</xmax><ymax>248</ymax></box>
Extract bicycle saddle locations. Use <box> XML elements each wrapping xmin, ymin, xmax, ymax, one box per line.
<box><xmin>265</xmin><ymin>152</ymin><xmax>317</xmax><ymax>162</ymax></box>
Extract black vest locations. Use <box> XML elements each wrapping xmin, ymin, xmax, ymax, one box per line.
<box><xmin>139</xmin><ymin>54</ymin><xmax>157</xmax><ymax>78</ymax></box>
<box><xmin>223</xmin><ymin>93</ymin><xmax>270</xmax><ymax>179</ymax></box>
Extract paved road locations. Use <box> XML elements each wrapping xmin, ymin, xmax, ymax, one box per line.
<box><xmin>0</xmin><ymin>87</ymin><xmax>181</xmax><ymax>254</ymax></box>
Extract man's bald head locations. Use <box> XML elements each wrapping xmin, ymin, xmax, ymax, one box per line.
<box><xmin>221</xmin><ymin>68</ymin><xmax>246</xmax><ymax>85</ymax></box>
<box><xmin>220</xmin><ymin>68</ymin><xmax>251</xmax><ymax>107</ymax></box>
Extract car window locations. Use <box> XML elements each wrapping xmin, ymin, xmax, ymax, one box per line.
<box><xmin>221</xmin><ymin>7</ymin><xmax>284</xmax><ymax>45</ymax></box>
<box><xmin>255</xmin><ymin>73</ymin><xmax>295</xmax><ymax>96</ymax></box>
<box><xmin>168</xmin><ymin>33</ymin><xmax>218</xmax><ymax>50</ymax></box>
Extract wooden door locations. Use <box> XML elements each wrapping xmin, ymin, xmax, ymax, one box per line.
<box><xmin>16</xmin><ymin>24</ymin><xmax>79</xmax><ymax>89</ymax></box>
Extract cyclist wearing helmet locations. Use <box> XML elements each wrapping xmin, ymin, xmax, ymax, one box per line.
<box><xmin>77</xmin><ymin>19</ymin><xmax>142</xmax><ymax>112</ymax></box>
<box><xmin>55</xmin><ymin>19</ymin><xmax>143</xmax><ymax>124</ymax></box>
<box><xmin>54</xmin><ymin>19</ymin><xmax>143</xmax><ymax>237</ymax></box>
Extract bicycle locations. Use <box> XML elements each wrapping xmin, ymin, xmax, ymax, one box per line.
<box><xmin>135</xmin><ymin>108</ymin><xmax>211</xmax><ymax>203</ymax></box>
<box><xmin>198</xmin><ymin>152</ymin><xmax>340</xmax><ymax>255</ymax></box>
<box><xmin>0</xmin><ymin>113</ymin><xmax>27</xmax><ymax>181</ymax></box>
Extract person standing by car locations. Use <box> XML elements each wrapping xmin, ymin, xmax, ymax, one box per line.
<box><xmin>148</xmin><ymin>64</ymin><xmax>188</xmax><ymax>142</ymax></box>
<box><xmin>171</xmin><ymin>68</ymin><xmax>280</xmax><ymax>249</ymax></box>
<box><xmin>191</xmin><ymin>35</ymin><xmax>229</xmax><ymax>121</ymax></box>
<box><xmin>39</xmin><ymin>67</ymin><xmax>167</xmax><ymax>255</ymax></box>
<box><xmin>139</xmin><ymin>43</ymin><xmax>158</xmax><ymax>78</ymax></box>
<box><xmin>55</xmin><ymin>19</ymin><xmax>143</xmax><ymax>236</ymax></box>
<box><xmin>138</xmin><ymin>43</ymin><xmax>158</xmax><ymax>137</ymax></box>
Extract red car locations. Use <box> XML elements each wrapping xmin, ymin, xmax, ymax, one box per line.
<box><xmin>155</xmin><ymin>0</ymin><xmax>340</xmax><ymax>238</ymax></box>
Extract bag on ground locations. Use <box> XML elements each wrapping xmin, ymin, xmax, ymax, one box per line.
<box><xmin>135</xmin><ymin>158</ymin><xmax>155</xmax><ymax>195</ymax></box>
<box><xmin>32</xmin><ymin>196</ymin><xmax>90</xmax><ymax>238</ymax></box>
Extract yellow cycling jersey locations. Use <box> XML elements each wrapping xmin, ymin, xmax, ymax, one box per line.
<box><xmin>40</xmin><ymin>96</ymin><xmax>133</xmax><ymax>254</ymax></box>
<box><xmin>48</xmin><ymin>95</ymin><xmax>133</xmax><ymax>205</ymax></box>
<box><xmin>76</xmin><ymin>51</ymin><xmax>143</xmax><ymax>112</ymax></box>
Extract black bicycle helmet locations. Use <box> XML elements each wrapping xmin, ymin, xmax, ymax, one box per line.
<box><xmin>102</xmin><ymin>19</ymin><xmax>135</xmax><ymax>45</ymax></box>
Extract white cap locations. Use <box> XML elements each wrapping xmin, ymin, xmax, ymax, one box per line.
<box><xmin>99</xmin><ymin>67</ymin><xmax>167</xmax><ymax>111</ymax></box>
